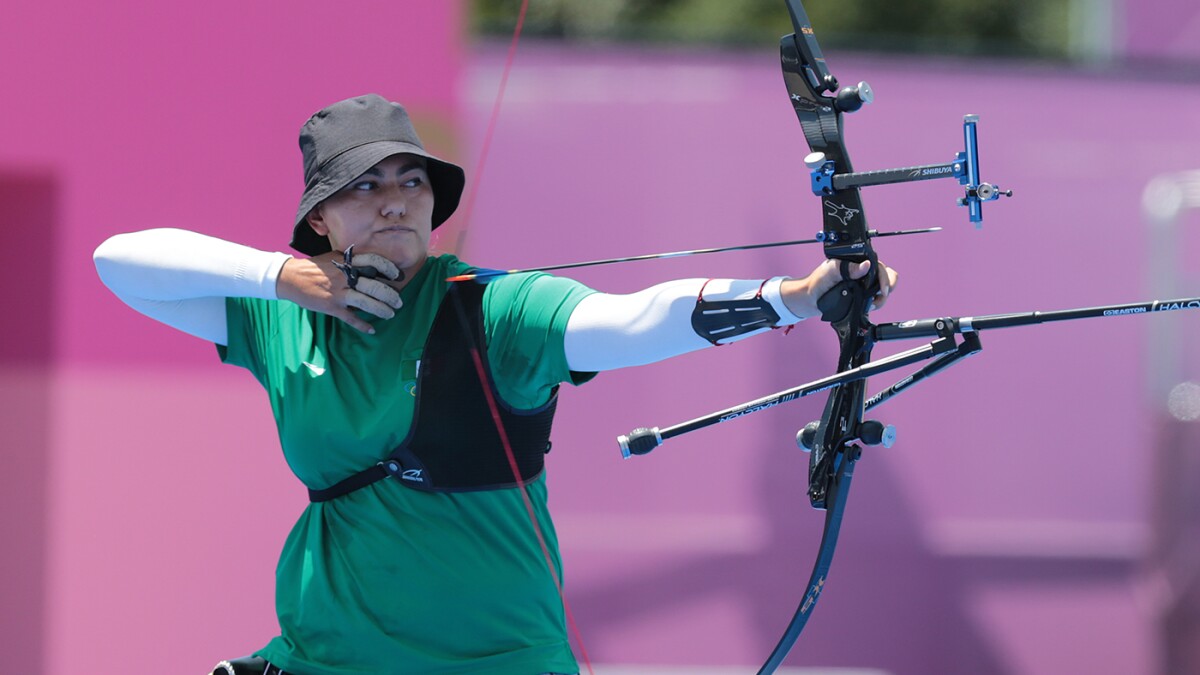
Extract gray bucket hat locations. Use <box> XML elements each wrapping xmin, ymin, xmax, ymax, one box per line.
<box><xmin>290</xmin><ymin>94</ymin><xmax>466</xmax><ymax>256</ymax></box>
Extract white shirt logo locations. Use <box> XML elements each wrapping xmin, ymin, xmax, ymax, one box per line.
<box><xmin>302</xmin><ymin>361</ymin><xmax>326</xmax><ymax>376</ymax></box>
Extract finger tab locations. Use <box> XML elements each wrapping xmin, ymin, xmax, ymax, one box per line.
<box><xmin>358</xmin><ymin>278</ymin><xmax>403</xmax><ymax>309</ymax></box>
<box><xmin>353</xmin><ymin>253</ymin><xmax>401</xmax><ymax>280</ymax></box>
<box><xmin>345</xmin><ymin>290</ymin><xmax>396</xmax><ymax>320</ymax></box>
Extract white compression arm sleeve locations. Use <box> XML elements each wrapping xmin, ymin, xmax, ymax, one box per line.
<box><xmin>564</xmin><ymin>277</ymin><xmax>804</xmax><ymax>372</ymax></box>
<box><xmin>93</xmin><ymin>228</ymin><xmax>291</xmax><ymax>345</ymax></box>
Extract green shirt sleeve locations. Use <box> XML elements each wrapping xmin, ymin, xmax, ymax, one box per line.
<box><xmin>217</xmin><ymin>296</ymin><xmax>278</xmax><ymax>387</ymax></box>
<box><xmin>482</xmin><ymin>272</ymin><xmax>597</xmax><ymax>409</ymax></box>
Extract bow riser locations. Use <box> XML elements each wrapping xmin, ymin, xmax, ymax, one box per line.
<box><xmin>781</xmin><ymin>5</ymin><xmax>879</xmax><ymax>510</ymax></box>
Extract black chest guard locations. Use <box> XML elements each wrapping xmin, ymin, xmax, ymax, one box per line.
<box><xmin>308</xmin><ymin>281</ymin><xmax>558</xmax><ymax>501</ymax></box>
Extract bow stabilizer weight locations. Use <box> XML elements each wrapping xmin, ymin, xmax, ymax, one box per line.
<box><xmin>617</xmin><ymin>427</ymin><xmax>662</xmax><ymax>458</ymax></box>
<box><xmin>796</xmin><ymin>419</ymin><xmax>895</xmax><ymax>452</ymax></box>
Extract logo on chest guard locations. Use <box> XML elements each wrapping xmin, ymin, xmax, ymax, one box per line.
<box><xmin>401</xmin><ymin>468</ymin><xmax>425</xmax><ymax>482</ymax></box>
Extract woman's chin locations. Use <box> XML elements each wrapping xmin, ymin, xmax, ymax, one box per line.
<box><xmin>350</xmin><ymin>239</ymin><xmax>427</xmax><ymax>268</ymax></box>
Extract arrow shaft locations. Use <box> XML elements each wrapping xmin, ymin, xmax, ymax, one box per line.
<box><xmin>447</xmin><ymin>227</ymin><xmax>940</xmax><ymax>282</ymax></box>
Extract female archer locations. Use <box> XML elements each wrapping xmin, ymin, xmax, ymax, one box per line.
<box><xmin>94</xmin><ymin>93</ymin><xmax>897</xmax><ymax>675</ymax></box>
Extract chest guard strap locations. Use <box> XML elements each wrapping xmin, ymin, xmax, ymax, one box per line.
<box><xmin>308</xmin><ymin>280</ymin><xmax>557</xmax><ymax>501</ymax></box>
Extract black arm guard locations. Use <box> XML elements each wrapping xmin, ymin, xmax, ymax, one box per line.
<box><xmin>691</xmin><ymin>292</ymin><xmax>782</xmax><ymax>345</ymax></box>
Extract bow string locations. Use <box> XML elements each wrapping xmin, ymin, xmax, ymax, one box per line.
<box><xmin>448</xmin><ymin>2</ymin><xmax>597</xmax><ymax>673</ymax></box>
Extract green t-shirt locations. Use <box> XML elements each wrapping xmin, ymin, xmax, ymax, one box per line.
<box><xmin>219</xmin><ymin>254</ymin><xmax>596</xmax><ymax>675</ymax></box>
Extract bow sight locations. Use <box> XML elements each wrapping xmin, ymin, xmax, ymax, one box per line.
<box><xmin>804</xmin><ymin>113</ymin><xmax>1013</xmax><ymax>227</ymax></box>
<box><xmin>782</xmin><ymin>5</ymin><xmax>1010</xmax><ymax>233</ymax></box>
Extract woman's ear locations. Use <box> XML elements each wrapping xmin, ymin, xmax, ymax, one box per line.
<box><xmin>305</xmin><ymin>207</ymin><xmax>330</xmax><ymax>237</ymax></box>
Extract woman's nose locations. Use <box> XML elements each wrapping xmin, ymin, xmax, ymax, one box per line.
<box><xmin>380</xmin><ymin>186</ymin><xmax>407</xmax><ymax>218</ymax></box>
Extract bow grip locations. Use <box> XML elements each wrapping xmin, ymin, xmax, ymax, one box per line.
<box><xmin>820</xmin><ymin>276</ymin><xmax>878</xmax><ymax>324</ymax></box>
<box><xmin>817</xmin><ymin>257</ymin><xmax>881</xmax><ymax>323</ymax></box>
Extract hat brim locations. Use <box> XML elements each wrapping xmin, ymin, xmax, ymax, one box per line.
<box><xmin>290</xmin><ymin>140</ymin><xmax>465</xmax><ymax>256</ymax></box>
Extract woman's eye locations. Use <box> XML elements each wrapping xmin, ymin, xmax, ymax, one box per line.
<box><xmin>352</xmin><ymin>181</ymin><xmax>376</xmax><ymax>191</ymax></box>
<box><xmin>404</xmin><ymin>176</ymin><xmax>424</xmax><ymax>188</ymax></box>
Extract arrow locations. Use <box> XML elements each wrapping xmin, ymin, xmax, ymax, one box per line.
<box><xmin>446</xmin><ymin>227</ymin><xmax>941</xmax><ymax>282</ymax></box>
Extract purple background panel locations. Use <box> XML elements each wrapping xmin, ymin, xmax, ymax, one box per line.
<box><xmin>3</xmin><ymin>2</ymin><xmax>1199</xmax><ymax>673</ymax></box>
<box><xmin>1123</xmin><ymin>0</ymin><xmax>1200</xmax><ymax>62</ymax></box>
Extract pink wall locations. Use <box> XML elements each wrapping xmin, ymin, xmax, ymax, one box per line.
<box><xmin>0</xmin><ymin>1</ymin><xmax>465</xmax><ymax>673</ymax></box>
<box><xmin>1123</xmin><ymin>0</ymin><xmax>1200</xmax><ymax>62</ymax></box>
<box><xmin>4</xmin><ymin>3</ymin><xmax>1200</xmax><ymax>674</ymax></box>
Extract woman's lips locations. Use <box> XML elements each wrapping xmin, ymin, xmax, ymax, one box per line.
<box><xmin>376</xmin><ymin>226</ymin><xmax>413</xmax><ymax>235</ymax></box>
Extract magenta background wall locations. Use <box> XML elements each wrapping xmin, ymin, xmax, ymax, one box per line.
<box><xmin>1123</xmin><ymin>0</ymin><xmax>1200</xmax><ymax>62</ymax></box>
<box><xmin>3</xmin><ymin>2</ymin><xmax>1200</xmax><ymax>674</ymax></box>
<box><xmin>1</xmin><ymin>1</ymin><xmax>467</xmax><ymax>673</ymax></box>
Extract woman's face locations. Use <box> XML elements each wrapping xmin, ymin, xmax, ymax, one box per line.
<box><xmin>305</xmin><ymin>153</ymin><xmax>435</xmax><ymax>275</ymax></box>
